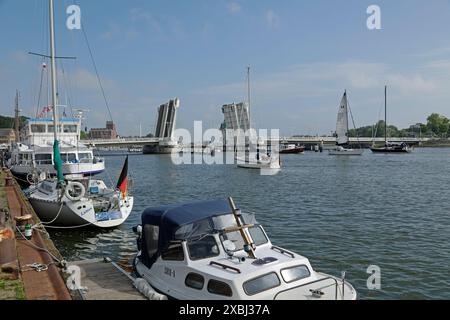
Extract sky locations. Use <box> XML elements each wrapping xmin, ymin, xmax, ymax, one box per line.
<box><xmin>1</xmin><ymin>0</ymin><xmax>450</xmax><ymax>137</ymax></box>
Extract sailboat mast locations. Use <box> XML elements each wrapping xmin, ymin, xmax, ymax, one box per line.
<box><xmin>384</xmin><ymin>85</ymin><xmax>387</xmax><ymax>145</ymax></box>
<box><xmin>247</xmin><ymin>66</ymin><xmax>251</xmax><ymax>131</ymax></box>
<box><xmin>49</xmin><ymin>0</ymin><xmax>59</xmax><ymax>141</ymax></box>
<box><xmin>14</xmin><ymin>90</ymin><xmax>20</xmax><ymax>142</ymax></box>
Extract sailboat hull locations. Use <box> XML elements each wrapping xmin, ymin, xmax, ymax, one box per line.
<box><xmin>370</xmin><ymin>147</ymin><xmax>411</xmax><ymax>154</ymax></box>
<box><xmin>329</xmin><ymin>149</ymin><xmax>364</xmax><ymax>156</ymax></box>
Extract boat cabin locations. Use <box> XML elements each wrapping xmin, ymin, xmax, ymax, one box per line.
<box><xmin>22</xmin><ymin>118</ymin><xmax>82</xmax><ymax>147</ymax></box>
<box><xmin>134</xmin><ymin>200</ymin><xmax>356</xmax><ymax>300</ymax></box>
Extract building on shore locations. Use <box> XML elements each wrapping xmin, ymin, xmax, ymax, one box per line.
<box><xmin>0</xmin><ymin>128</ymin><xmax>16</xmax><ymax>147</ymax></box>
<box><xmin>89</xmin><ymin>121</ymin><xmax>118</xmax><ymax>140</ymax></box>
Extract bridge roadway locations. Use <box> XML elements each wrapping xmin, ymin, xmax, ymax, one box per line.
<box><xmin>82</xmin><ymin>137</ymin><xmax>428</xmax><ymax>148</ymax></box>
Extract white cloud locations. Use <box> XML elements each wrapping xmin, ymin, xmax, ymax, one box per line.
<box><xmin>227</xmin><ymin>2</ymin><xmax>241</xmax><ymax>14</ymax></box>
<box><xmin>265</xmin><ymin>10</ymin><xmax>280</xmax><ymax>29</ymax></box>
<box><xmin>129</xmin><ymin>8</ymin><xmax>162</xmax><ymax>34</ymax></box>
<box><xmin>70</xmin><ymin>68</ymin><xmax>116</xmax><ymax>92</ymax></box>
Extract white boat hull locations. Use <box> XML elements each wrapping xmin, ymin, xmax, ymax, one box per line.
<box><xmin>329</xmin><ymin>149</ymin><xmax>364</xmax><ymax>156</ymax></box>
<box><xmin>236</xmin><ymin>156</ymin><xmax>281</xmax><ymax>170</ymax></box>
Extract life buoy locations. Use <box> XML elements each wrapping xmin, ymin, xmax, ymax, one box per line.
<box><xmin>65</xmin><ymin>181</ymin><xmax>86</xmax><ymax>201</ymax></box>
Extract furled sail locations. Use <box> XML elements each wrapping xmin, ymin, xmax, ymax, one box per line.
<box><xmin>336</xmin><ymin>92</ymin><xmax>349</xmax><ymax>145</ymax></box>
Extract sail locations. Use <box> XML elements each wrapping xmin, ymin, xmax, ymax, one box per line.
<box><xmin>53</xmin><ymin>140</ymin><xmax>64</xmax><ymax>185</ymax></box>
<box><xmin>336</xmin><ymin>92</ymin><xmax>349</xmax><ymax>145</ymax></box>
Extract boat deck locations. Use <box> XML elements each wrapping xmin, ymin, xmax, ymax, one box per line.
<box><xmin>68</xmin><ymin>258</ymin><xmax>146</xmax><ymax>300</ymax></box>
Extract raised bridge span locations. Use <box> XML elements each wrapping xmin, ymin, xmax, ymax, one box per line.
<box><xmin>82</xmin><ymin>137</ymin><xmax>427</xmax><ymax>149</ymax></box>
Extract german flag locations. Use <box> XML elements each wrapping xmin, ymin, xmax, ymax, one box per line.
<box><xmin>116</xmin><ymin>156</ymin><xmax>128</xmax><ymax>198</ymax></box>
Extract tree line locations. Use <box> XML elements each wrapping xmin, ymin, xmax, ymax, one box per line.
<box><xmin>348</xmin><ymin>113</ymin><xmax>450</xmax><ymax>139</ymax></box>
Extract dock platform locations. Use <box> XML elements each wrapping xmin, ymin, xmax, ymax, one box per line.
<box><xmin>69</xmin><ymin>258</ymin><xmax>146</xmax><ymax>300</ymax></box>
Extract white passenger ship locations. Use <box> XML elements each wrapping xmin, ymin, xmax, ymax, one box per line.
<box><xmin>9</xmin><ymin>117</ymin><xmax>105</xmax><ymax>184</ymax></box>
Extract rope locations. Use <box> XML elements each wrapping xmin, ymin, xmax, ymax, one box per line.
<box><xmin>15</xmin><ymin>225</ymin><xmax>62</xmax><ymax>264</ymax></box>
<box><xmin>81</xmin><ymin>26</ymin><xmax>114</xmax><ymax>123</ymax></box>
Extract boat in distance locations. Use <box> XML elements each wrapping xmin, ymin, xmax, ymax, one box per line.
<box><xmin>133</xmin><ymin>198</ymin><xmax>357</xmax><ymax>300</ymax></box>
<box><xmin>329</xmin><ymin>91</ymin><xmax>364</xmax><ymax>156</ymax></box>
<box><xmin>279</xmin><ymin>144</ymin><xmax>305</xmax><ymax>154</ymax></box>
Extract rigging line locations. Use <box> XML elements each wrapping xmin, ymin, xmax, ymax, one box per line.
<box><xmin>81</xmin><ymin>25</ymin><xmax>114</xmax><ymax>123</ymax></box>
<box><xmin>36</xmin><ymin>61</ymin><xmax>46</xmax><ymax>118</ymax></box>
<box><xmin>347</xmin><ymin>99</ymin><xmax>362</xmax><ymax>148</ymax></box>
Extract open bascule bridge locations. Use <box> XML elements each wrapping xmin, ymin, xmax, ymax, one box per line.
<box><xmin>82</xmin><ymin>99</ymin><xmax>425</xmax><ymax>152</ymax></box>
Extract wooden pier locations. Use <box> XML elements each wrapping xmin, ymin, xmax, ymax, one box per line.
<box><xmin>68</xmin><ymin>258</ymin><xmax>146</xmax><ymax>300</ymax></box>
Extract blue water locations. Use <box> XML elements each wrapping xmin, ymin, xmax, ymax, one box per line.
<box><xmin>51</xmin><ymin>148</ymin><xmax>450</xmax><ymax>300</ymax></box>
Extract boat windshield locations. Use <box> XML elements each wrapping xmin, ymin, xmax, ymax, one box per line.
<box><xmin>174</xmin><ymin>212</ymin><xmax>257</xmax><ymax>242</ymax></box>
<box><xmin>220</xmin><ymin>226</ymin><xmax>269</xmax><ymax>252</ymax></box>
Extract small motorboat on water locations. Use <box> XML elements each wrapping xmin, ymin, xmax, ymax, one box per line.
<box><xmin>279</xmin><ymin>144</ymin><xmax>305</xmax><ymax>154</ymax></box>
<box><xmin>235</xmin><ymin>153</ymin><xmax>281</xmax><ymax>170</ymax></box>
<box><xmin>132</xmin><ymin>198</ymin><xmax>357</xmax><ymax>300</ymax></box>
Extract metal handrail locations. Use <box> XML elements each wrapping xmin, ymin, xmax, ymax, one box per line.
<box><xmin>209</xmin><ymin>261</ymin><xmax>241</xmax><ymax>274</ymax></box>
<box><xmin>274</xmin><ymin>276</ymin><xmax>340</xmax><ymax>300</ymax></box>
<box><xmin>271</xmin><ymin>246</ymin><xmax>295</xmax><ymax>258</ymax></box>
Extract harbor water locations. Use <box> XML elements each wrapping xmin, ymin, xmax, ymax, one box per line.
<box><xmin>50</xmin><ymin>148</ymin><xmax>450</xmax><ymax>300</ymax></box>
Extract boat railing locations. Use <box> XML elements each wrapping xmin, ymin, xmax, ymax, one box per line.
<box><xmin>274</xmin><ymin>276</ymin><xmax>341</xmax><ymax>300</ymax></box>
<box><xmin>209</xmin><ymin>261</ymin><xmax>241</xmax><ymax>274</ymax></box>
<box><xmin>271</xmin><ymin>246</ymin><xmax>295</xmax><ymax>258</ymax></box>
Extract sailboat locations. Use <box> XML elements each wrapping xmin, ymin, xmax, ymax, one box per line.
<box><xmin>25</xmin><ymin>0</ymin><xmax>133</xmax><ymax>229</ymax></box>
<box><xmin>329</xmin><ymin>91</ymin><xmax>364</xmax><ymax>156</ymax></box>
<box><xmin>235</xmin><ymin>67</ymin><xmax>281</xmax><ymax>170</ymax></box>
<box><xmin>370</xmin><ymin>86</ymin><xmax>411</xmax><ymax>153</ymax></box>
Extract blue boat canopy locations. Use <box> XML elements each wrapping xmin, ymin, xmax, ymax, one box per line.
<box><xmin>140</xmin><ymin>199</ymin><xmax>257</xmax><ymax>267</ymax></box>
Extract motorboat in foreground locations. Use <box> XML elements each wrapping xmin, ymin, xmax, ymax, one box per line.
<box><xmin>133</xmin><ymin>198</ymin><xmax>357</xmax><ymax>300</ymax></box>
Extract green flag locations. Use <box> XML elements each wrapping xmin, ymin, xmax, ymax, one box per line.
<box><xmin>53</xmin><ymin>140</ymin><xmax>64</xmax><ymax>185</ymax></box>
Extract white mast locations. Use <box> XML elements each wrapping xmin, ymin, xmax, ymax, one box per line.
<box><xmin>49</xmin><ymin>0</ymin><xmax>59</xmax><ymax>141</ymax></box>
<box><xmin>247</xmin><ymin>66</ymin><xmax>251</xmax><ymax>131</ymax></box>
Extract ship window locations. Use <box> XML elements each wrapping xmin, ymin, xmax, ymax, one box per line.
<box><xmin>35</xmin><ymin>154</ymin><xmax>52</xmax><ymax>165</ymax></box>
<box><xmin>243</xmin><ymin>272</ymin><xmax>280</xmax><ymax>296</ymax></box>
<box><xmin>61</xmin><ymin>153</ymin><xmax>77</xmax><ymax>163</ymax></box>
<box><xmin>78</xmin><ymin>153</ymin><xmax>92</xmax><ymax>160</ymax></box>
<box><xmin>63</xmin><ymin>125</ymin><xmax>78</xmax><ymax>133</ymax></box>
<box><xmin>31</xmin><ymin>124</ymin><xmax>46</xmax><ymax>133</ymax></box>
<box><xmin>207</xmin><ymin>280</ymin><xmax>232</xmax><ymax>297</ymax></box>
<box><xmin>48</xmin><ymin>125</ymin><xmax>62</xmax><ymax>133</ymax></box>
<box><xmin>281</xmin><ymin>265</ymin><xmax>311</xmax><ymax>283</ymax></box>
<box><xmin>249</xmin><ymin>226</ymin><xmax>268</xmax><ymax>246</ymax></box>
<box><xmin>187</xmin><ymin>235</ymin><xmax>219</xmax><ymax>261</ymax></box>
<box><xmin>185</xmin><ymin>273</ymin><xmax>204</xmax><ymax>290</ymax></box>
<box><xmin>144</xmin><ymin>225</ymin><xmax>159</xmax><ymax>259</ymax></box>
<box><xmin>162</xmin><ymin>242</ymin><xmax>184</xmax><ymax>261</ymax></box>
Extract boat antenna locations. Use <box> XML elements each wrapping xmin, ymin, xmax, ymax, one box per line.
<box><xmin>227</xmin><ymin>197</ymin><xmax>256</xmax><ymax>259</ymax></box>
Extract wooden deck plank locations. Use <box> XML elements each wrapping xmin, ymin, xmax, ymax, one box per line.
<box><xmin>69</xmin><ymin>259</ymin><xmax>146</xmax><ymax>300</ymax></box>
